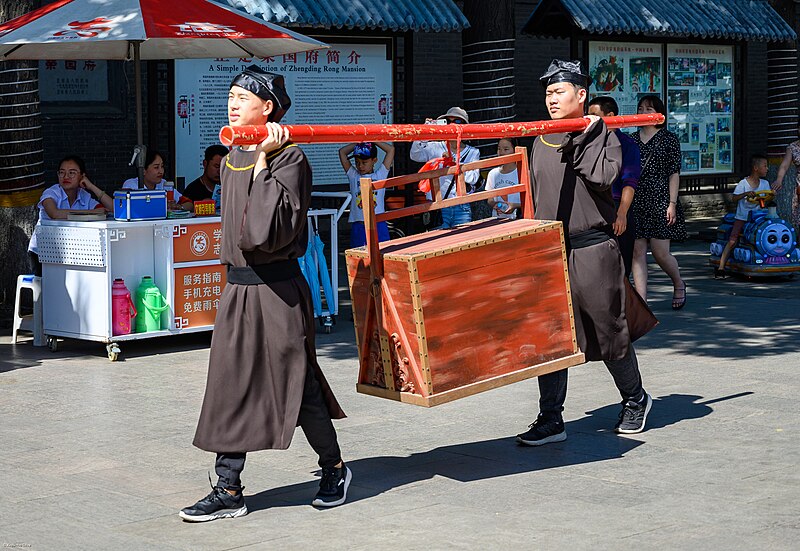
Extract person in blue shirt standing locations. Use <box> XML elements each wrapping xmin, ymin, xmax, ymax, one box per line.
<box><xmin>588</xmin><ymin>96</ymin><xmax>641</xmax><ymax>277</ymax></box>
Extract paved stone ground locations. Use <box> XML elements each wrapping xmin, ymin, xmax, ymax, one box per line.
<box><xmin>2</xmin><ymin>220</ymin><xmax>798</xmax><ymax>550</ymax></box>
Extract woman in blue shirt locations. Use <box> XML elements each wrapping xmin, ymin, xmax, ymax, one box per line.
<box><xmin>28</xmin><ymin>155</ymin><xmax>113</xmax><ymax>275</ymax></box>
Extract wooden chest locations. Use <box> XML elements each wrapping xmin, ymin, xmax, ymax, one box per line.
<box><xmin>346</xmin><ymin>217</ymin><xmax>584</xmax><ymax>407</ymax></box>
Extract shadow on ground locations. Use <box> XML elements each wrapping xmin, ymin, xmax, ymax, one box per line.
<box><xmin>245</xmin><ymin>392</ymin><xmax>743</xmax><ymax>512</ymax></box>
<box><xmin>0</xmin><ymin>331</ymin><xmax>214</xmax><ymax>372</ymax></box>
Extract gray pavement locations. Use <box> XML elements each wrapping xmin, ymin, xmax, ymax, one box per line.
<box><xmin>2</xmin><ymin>219</ymin><xmax>799</xmax><ymax>550</ymax></box>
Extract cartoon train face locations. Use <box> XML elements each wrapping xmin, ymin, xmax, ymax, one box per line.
<box><xmin>754</xmin><ymin>221</ymin><xmax>793</xmax><ymax>259</ymax></box>
<box><xmin>710</xmin><ymin>209</ymin><xmax>800</xmax><ymax>269</ymax></box>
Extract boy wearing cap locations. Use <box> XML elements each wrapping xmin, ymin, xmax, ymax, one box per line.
<box><xmin>182</xmin><ymin>66</ymin><xmax>349</xmax><ymax>522</ymax></box>
<box><xmin>410</xmin><ymin>106</ymin><xmax>480</xmax><ymax>228</ymax></box>
<box><xmin>516</xmin><ymin>59</ymin><xmax>652</xmax><ymax>447</ymax></box>
<box><xmin>338</xmin><ymin>141</ymin><xmax>396</xmax><ymax>247</ymax></box>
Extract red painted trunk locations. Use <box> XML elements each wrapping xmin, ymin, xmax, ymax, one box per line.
<box><xmin>346</xmin><ymin>218</ymin><xmax>584</xmax><ymax>407</ymax></box>
<box><xmin>344</xmin><ymin>146</ymin><xmax>582</xmax><ymax>407</ymax></box>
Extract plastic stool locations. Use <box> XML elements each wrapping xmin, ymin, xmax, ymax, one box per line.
<box><xmin>12</xmin><ymin>274</ymin><xmax>44</xmax><ymax>346</ymax></box>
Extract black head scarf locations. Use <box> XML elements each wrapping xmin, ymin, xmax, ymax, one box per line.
<box><xmin>539</xmin><ymin>59</ymin><xmax>592</xmax><ymax>89</ymax></box>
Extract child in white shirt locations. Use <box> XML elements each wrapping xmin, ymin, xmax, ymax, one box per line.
<box><xmin>486</xmin><ymin>138</ymin><xmax>522</xmax><ymax>220</ymax></box>
<box><xmin>716</xmin><ymin>153</ymin><xmax>772</xmax><ymax>277</ymax></box>
<box><xmin>339</xmin><ymin>141</ymin><xmax>395</xmax><ymax>247</ymax></box>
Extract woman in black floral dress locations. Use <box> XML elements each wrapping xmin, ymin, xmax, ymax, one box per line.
<box><xmin>631</xmin><ymin>95</ymin><xmax>687</xmax><ymax>309</ymax></box>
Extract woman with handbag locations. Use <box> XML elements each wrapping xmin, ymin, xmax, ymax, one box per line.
<box><xmin>631</xmin><ymin>95</ymin><xmax>687</xmax><ymax>309</ymax></box>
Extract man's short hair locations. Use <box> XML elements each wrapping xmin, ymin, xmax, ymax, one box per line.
<box><xmin>588</xmin><ymin>96</ymin><xmax>619</xmax><ymax>116</ymax></box>
<box><xmin>751</xmin><ymin>153</ymin><xmax>768</xmax><ymax>167</ymax></box>
<box><xmin>205</xmin><ymin>145</ymin><xmax>229</xmax><ymax>162</ymax></box>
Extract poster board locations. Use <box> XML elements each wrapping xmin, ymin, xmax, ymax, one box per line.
<box><xmin>666</xmin><ymin>44</ymin><xmax>734</xmax><ymax>174</ymax></box>
<box><xmin>588</xmin><ymin>42</ymin><xmax>663</xmax><ymax>116</ymax></box>
<box><xmin>174</xmin><ymin>43</ymin><xmax>393</xmax><ymax>186</ymax></box>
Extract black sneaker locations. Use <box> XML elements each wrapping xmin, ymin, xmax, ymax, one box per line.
<box><xmin>312</xmin><ymin>463</ymin><xmax>352</xmax><ymax>507</ymax></box>
<box><xmin>179</xmin><ymin>484</ymin><xmax>248</xmax><ymax>522</ymax></box>
<box><xmin>516</xmin><ymin>414</ymin><xmax>567</xmax><ymax>446</ymax></box>
<box><xmin>615</xmin><ymin>393</ymin><xmax>652</xmax><ymax>434</ymax></box>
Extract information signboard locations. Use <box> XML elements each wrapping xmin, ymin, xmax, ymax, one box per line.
<box><xmin>174</xmin><ymin>43</ymin><xmax>393</xmax><ymax>186</ymax></box>
<box><xmin>588</xmin><ymin>42</ymin><xmax>664</xmax><ymax>115</ymax></box>
<box><xmin>666</xmin><ymin>44</ymin><xmax>734</xmax><ymax>174</ymax></box>
<box><xmin>38</xmin><ymin>59</ymin><xmax>109</xmax><ymax>102</ymax></box>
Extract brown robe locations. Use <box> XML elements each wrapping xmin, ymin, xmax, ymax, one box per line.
<box><xmin>193</xmin><ymin>144</ymin><xmax>345</xmax><ymax>453</ymax></box>
<box><xmin>530</xmin><ymin>120</ymin><xmax>630</xmax><ymax>361</ymax></box>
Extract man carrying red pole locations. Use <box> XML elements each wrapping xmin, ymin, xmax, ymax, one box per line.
<box><xmin>181</xmin><ymin>66</ymin><xmax>349</xmax><ymax>523</ymax></box>
<box><xmin>516</xmin><ymin>60</ymin><xmax>653</xmax><ymax>446</ymax></box>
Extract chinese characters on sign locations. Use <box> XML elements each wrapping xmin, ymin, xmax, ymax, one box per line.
<box><xmin>174</xmin><ymin>43</ymin><xmax>393</xmax><ymax>185</ymax></box>
<box><xmin>173</xmin><ymin>265</ymin><xmax>227</xmax><ymax>328</ymax></box>
<box><xmin>172</xmin><ymin>223</ymin><xmax>222</xmax><ymax>263</ymax></box>
<box><xmin>38</xmin><ymin>59</ymin><xmax>108</xmax><ymax>102</ymax></box>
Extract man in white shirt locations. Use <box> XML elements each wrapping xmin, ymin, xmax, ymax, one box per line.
<box><xmin>410</xmin><ymin>107</ymin><xmax>480</xmax><ymax>228</ymax></box>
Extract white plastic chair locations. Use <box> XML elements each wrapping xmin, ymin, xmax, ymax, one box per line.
<box><xmin>12</xmin><ymin>274</ymin><xmax>44</xmax><ymax>346</ymax></box>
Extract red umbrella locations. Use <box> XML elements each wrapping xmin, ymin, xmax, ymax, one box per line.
<box><xmin>0</xmin><ymin>0</ymin><xmax>326</xmax><ymax>183</ymax></box>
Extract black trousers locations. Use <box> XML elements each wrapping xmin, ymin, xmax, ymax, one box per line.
<box><xmin>215</xmin><ymin>365</ymin><xmax>342</xmax><ymax>492</ymax></box>
<box><xmin>614</xmin><ymin>200</ymin><xmax>636</xmax><ymax>278</ymax></box>
<box><xmin>538</xmin><ymin>345</ymin><xmax>644</xmax><ymax>418</ymax></box>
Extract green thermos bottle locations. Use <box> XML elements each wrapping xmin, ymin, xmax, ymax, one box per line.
<box><xmin>135</xmin><ymin>276</ymin><xmax>169</xmax><ymax>333</ymax></box>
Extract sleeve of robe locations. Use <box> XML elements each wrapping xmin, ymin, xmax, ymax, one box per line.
<box><xmin>238</xmin><ymin>145</ymin><xmax>311</xmax><ymax>253</ymax></box>
<box><xmin>560</xmin><ymin>120</ymin><xmax>622</xmax><ymax>192</ymax></box>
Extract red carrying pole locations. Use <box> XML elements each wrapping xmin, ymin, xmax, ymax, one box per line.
<box><xmin>218</xmin><ymin>114</ymin><xmax>665</xmax><ymax>146</ymax></box>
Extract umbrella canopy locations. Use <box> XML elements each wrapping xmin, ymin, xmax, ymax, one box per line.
<box><xmin>0</xmin><ymin>0</ymin><xmax>326</xmax><ymax>187</ymax></box>
<box><xmin>0</xmin><ymin>0</ymin><xmax>327</xmax><ymax>60</ymax></box>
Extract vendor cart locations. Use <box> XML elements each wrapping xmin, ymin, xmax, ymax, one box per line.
<box><xmin>37</xmin><ymin>217</ymin><xmax>224</xmax><ymax>360</ymax></box>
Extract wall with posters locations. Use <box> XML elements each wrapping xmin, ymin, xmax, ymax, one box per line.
<box><xmin>588</xmin><ymin>42</ymin><xmax>735</xmax><ymax>176</ymax></box>
<box><xmin>174</xmin><ymin>43</ymin><xmax>393</xmax><ymax>186</ymax></box>
<box><xmin>667</xmin><ymin>44</ymin><xmax>734</xmax><ymax>175</ymax></box>
<box><xmin>588</xmin><ymin>42</ymin><xmax>663</xmax><ymax>116</ymax></box>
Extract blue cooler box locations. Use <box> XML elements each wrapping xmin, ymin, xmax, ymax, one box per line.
<box><xmin>113</xmin><ymin>190</ymin><xmax>167</xmax><ymax>221</ymax></box>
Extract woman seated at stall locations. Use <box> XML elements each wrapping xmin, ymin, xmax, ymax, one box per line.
<box><xmin>122</xmin><ymin>149</ymin><xmax>193</xmax><ymax>211</ymax></box>
<box><xmin>28</xmin><ymin>155</ymin><xmax>114</xmax><ymax>276</ymax></box>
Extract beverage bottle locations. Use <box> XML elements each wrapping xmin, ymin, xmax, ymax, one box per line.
<box><xmin>164</xmin><ymin>181</ymin><xmax>175</xmax><ymax>204</ymax></box>
<box><xmin>111</xmin><ymin>279</ymin><xmax>136</xmax><ymax>335</ymax></box>
<box><xmin>135</xmin><ymin>276</ymin><xmax>169</xmax><ymax>332</ymax></box>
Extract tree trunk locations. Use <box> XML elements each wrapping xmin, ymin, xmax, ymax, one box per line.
<box><xmin>0</xmin><ymin>0</ymin><xmax>43</xmax><ymax>325</ymax></box>
<box><xmin>461</xmin><ymin>0</ymin><xmax>516</xmax><ymax>157</ymax></box>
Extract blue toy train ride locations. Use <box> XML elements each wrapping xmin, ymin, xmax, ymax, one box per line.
<box><xmin>709</xmin><ymin>190</ymin><xmax>800</xmax><ymax>277</ymax></box>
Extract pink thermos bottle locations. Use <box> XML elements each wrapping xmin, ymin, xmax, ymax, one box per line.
<box><xmin>112</xmin><ymin>279</ymin><xmax>136</xmax><ymax>335</ymax></box>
